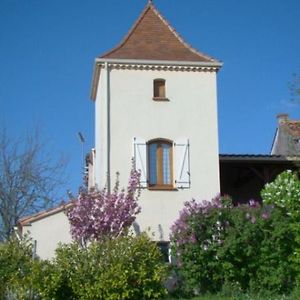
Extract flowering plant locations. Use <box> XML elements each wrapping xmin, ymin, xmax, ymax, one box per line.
<box><xmin>261</xmin><ymin>170</ymin><xmax>300</xmax><ymax>219</ymax></box>
<box><xmin>67</xmin><ymin>169</ymin><xmax>141</xmax><ymax>244</ymax></box>
<box><xmin>170</xmin><ymin>195</ymin><xmax>295</xmax><ymax>296</ymax></box>
<box><xmin>261</xmin><ymin>170</ymin><xmax>300</xmax><ymax>284</ymax></box>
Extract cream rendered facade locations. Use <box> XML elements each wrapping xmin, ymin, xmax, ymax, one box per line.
<box><xmin>94</xmin><ymin>60</ymin><xmax>220</xmax><ymax>241</ymax></box>
<box><xmin>20</xmin><ymin>210</ymin><xmax>72</xmax><ymax>260</ymax></box>
<box><xmin>17</xmin><ymin>1</ymin><xmax>222</xmax><ymax>259</ymax></box>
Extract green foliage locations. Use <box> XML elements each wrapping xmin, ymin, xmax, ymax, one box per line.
<box><xmin>0</xmin><ymin>234</ymin><xmax>167</xmax><ymax>299</ymax></box>
<box><xmin>220</xmin><ymin>206</ymin><xmax>295</xmax><ymax>294</ymax></box>
<box><xmin>32</xmin><ymin>233</ymin><xmax>167</xmax><ymax>300</ymax></box>
<box><xmin>0</xmin><ymin>236</ymin><xmax>34</xmax><ymax>299</ymax></box>
<box><xmin>30</xmin><ymin>257</ymin><xmax>76</xmax><ymax>300</ymax></box>
<box><xmin>262</xmin><ymin>170</ymin><xmax>300</xmax><ymax>286</ymax></box>
<box><xmin>170</xmin><ymin>197</ymin><xmax>295</xmax><ymax>297</ymax></box>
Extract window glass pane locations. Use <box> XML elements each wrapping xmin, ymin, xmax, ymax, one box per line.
<box><xmin>157</xmin><ymin>242</ymin><xmax>170</xmax><ymax>263</ymax></box>
<box><xmin>149</xmin><ymin>143</ymin><xmax>157</xmax><ymax>185</ymax></box>
<box><xmin>158</xmin><ymin>82</ymin><xmax>165</xmax><ymax>98</ymax></box>
<box><xmin>162</xmin><ymin>143</ymin><xmax>171</xmax><ymax>184</ymax></box>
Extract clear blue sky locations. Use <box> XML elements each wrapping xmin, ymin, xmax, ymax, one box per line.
<box><xmin>1</xmin><ymin>0</ymin><xmax>300</xmax><ymax>196</ymax></box>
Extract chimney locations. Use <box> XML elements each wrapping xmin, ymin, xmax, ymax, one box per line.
<box><xmin>277</xmin><ymin>113</ymin><xmax>289</xmax><ymax>125</ymax></box>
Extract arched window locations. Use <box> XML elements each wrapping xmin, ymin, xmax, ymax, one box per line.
<box><xmin>148</xmin><ymin>139</ymin><xmax>173</xmax><ymax>188</ymax></box>
<box><xmin>133</xmin><ymin>137</ymin><xmax>190</xmax><ymax>190</ymax></box>
<box><xmin>153</xmin><ymin>79</ymin><xmax>166</xmax><ymax>99</ymax></box>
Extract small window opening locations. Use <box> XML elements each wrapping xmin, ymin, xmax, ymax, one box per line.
<box><xmin>153</xmin><ymin>79</ymin><xmax>168</xmax><ymax>100</ymax></box>
<box><xmin>157</xmin><ymin>242</ymin><xmax>170</xmax><ymax>263</ymax></box>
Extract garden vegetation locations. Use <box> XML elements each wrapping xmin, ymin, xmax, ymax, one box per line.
<box><xmin>1</xmin><ymin>170</ymin><xmax>300</xmax><ymax>299</ymax></box>
<box><xmin>170</xmin><ymin>170</ymin><xmax>300</xmax><ymax>298</ymax></box>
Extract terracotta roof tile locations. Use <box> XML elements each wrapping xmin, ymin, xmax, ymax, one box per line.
<box><xmin>100</xmin><ymin>2</ymin><xmax>219</xmax><ymax>63</ymax></box>
<box><xmin>18</xmin><ymin>201</ymin><xmax>75</xmax><ymax>227</ymax></box>
<box><xmin>271</xmin><ymin>114</ymin><xmax>300</xmax><ymax>156</ymax></box>
<box><xmin>285</xmin><ymin>121</ymin><xmax>300</xmax><ymax>138</ymax></box>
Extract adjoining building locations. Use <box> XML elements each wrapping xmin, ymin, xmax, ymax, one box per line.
<box><xmin>271</xmin><ymin>113</ymin><xmax>300</xmax><ymax>156</ymax></box>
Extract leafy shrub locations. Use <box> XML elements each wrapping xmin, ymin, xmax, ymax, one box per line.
<box><xmin>0</xmin><ymin>237</ymin><xmax>34</xmax><ymax>299</ymax></box>
<box><xmin>261</xmin><ymin>170</ymin><xmax>300</xmax><ymax>219</ymax></box>
<box><xmin>170</xmin><ymin>196</ymin><xmax>295</xmax><ymax>296</ymax></box>
<box><xmin>261</xmin><ymin>170</ymin><xmax>300</xmax><ymax>285</ymax></box>
<box><xmin>33</xmin><ymin>233</ymin><xmax>167</xmax><ymax>300</ymax></box>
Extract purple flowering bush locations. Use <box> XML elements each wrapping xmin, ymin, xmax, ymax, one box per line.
<box><xmin>67</xmin><ymin>169</ymin><xmax>141</xmax><ymax>244</ymax></box>
<box><xmin>170</xmin><ymin>195</ymin><xmax>295</xmax><ymax>296</ymax></box>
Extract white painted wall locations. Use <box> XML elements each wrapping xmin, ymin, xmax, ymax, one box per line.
<box><xmin>22</xmin><ymin>211</ymin><xmax>72</xmax><ymax>260</ymax></box>
<box><xmin>95</xmin><ymin>65</ymin><xmax>220</xmax><ymax>241</ymax></box>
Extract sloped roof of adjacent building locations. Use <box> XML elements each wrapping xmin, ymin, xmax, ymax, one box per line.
<box><xmin>271</xmin><ymin>114</ymin><xmax>300</xmax><ymax>156</ymax></box>
<box><xmin>18</xmin><ymin>201</ymin><xmax>74</xmax><ymax>227</ymax></box>
<box><xmin>284</xmin><ymin>120</ymin><xmax>300</xmax><ymax>138</ymax></box>
<box><xmin>99</xmin><ymin>1</ymin><xmax>219</xmax><ymax>63</ymax></box>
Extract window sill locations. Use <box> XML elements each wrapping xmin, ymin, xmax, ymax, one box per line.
<box><xmin>152</xmin><ymin>97</ymin><xmax>169</xmax><ymax>102</ymax></box>
<box><xmin>148</xmin><ymin>186</ymin><xmax>178</xmax><ymax>191</ymax></box>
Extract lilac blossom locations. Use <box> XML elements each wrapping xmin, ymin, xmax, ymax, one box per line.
<box><xmin>261</xmin><ymin>212</ymin><xmax>269</xmax><ymax>220</ymax></box>
<box><xmin>170</xmin><ymin>195</ymin><xmax>271</xmax><ymax>264</ymax></box>
<box><xmin>170</xmin><ymin>194</ymin><xmax>226</xmax><ymax>259</ymax></box>
<box><xmin>248</xmin><ymin>199</ymin><xmax>260</xmax><ymax>208</ymax></box>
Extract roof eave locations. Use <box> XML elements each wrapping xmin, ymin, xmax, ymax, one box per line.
<box><xmin>90</xmin><ymin>58</ymin><xmax>223</xmax><ymax>101</ymax></box>
<box><xmin>219</xmin><ymin>154</ymin><xmax>300</xmax><ymax>163</ymax></box>
<box><xmin>90</xmin><ymin>62</ymin><xmax>101</xmax><ymax>101</ymax></box>
<box><xmin>18</xmin><ymin>202</ymin><xmax>74</xmax><ymax>227</ymax></box>
<box><xmin>270</xmin><ymin>127</ymin><xmax>278</xmax><ymax>155</ymax></box>
<box><xmin>96</xmin><ymin>57</ymin><xmax>222</xmax><ymax>67</ymax></box>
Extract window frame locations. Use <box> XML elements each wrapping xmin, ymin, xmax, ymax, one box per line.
<box><xmin>147</xmin><ymin>138</ymin><xmax>175</xmax><ymax>190</ymax></box>
<box><xmin>153</xmin><ymin>78</ymin><xmax>169</xmax><ymax>101</ymax></box>
<box><xmin>157</xmin><ymin>241</ymin><xmax>171</xmax><ymax>263</ymax></box>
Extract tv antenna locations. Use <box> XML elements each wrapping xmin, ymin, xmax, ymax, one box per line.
<box><xmin>77</xmin><ymin>132</ymin><xmax>85</xmax><ymax>175</ymax></box>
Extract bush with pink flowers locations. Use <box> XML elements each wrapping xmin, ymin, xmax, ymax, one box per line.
<box><xmin>67</xmin><ymin>169</ymin><xmax>141</xmax><ymax>244</ymax></box>
<box><xmin>170</xmin><ymin>195</ymin><xmax>295</xmax><ymax>296</ymax></box>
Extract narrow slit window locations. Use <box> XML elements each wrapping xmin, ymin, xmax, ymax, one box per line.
<box><xmin>153</xmin><ymin>79</ymin><xmax>166</xmax><ymax>99</ymax></box>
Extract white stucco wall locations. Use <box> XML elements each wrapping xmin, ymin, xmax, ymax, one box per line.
<box><xmin>22</xmin><ymin>211</ymin><xmax>72</xmax><ymax>260</ymax></box>
<box><xmin>95</xmin><ymin>65</ymin><xmax>220</xmax><ymax>241</ymax></box>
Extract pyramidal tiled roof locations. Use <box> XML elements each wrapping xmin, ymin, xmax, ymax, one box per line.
<box><xmin>100</xmin><ymin>1</ymin><xmax>219</xmax><ymax>63</ymax></box>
